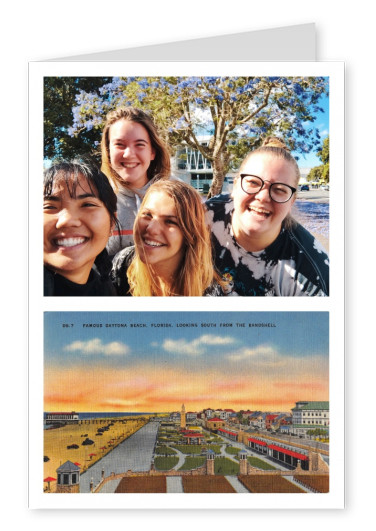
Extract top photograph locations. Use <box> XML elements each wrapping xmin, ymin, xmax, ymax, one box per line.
<box><xmin>43</xmin><ymin>75</ymin><xmax>330</xmax><ymax>297</ymax></box>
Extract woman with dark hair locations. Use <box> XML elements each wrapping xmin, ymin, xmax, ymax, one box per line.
<box><xmin>101</xmin><ymin>106</ymin><xmax>171</xmax><ymax>257</ymax></box>
<box><xmin>111</xmin><ymin>180</ymin><xmax>224</xmax><ymax>296</ymax></box>
<box><xmin>43</xmin><ymin>158</ymin><xmax>119</xmax><ymax>296</ymax></box>
<box><xmin>206</xmin><ymin>137</ymin><xmax>329</xmax><ymax>296</ymax></box>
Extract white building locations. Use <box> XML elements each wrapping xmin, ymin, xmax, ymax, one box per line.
<box><xmin>291</xmin><ymin>401</ymin><xmax>329</xmax><ymax>436</ymax></box>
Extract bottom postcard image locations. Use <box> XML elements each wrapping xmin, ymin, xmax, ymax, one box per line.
<box><xmin>40</xmin><ymin>310</ymin><xmax>333</xmax><ymax>504</ymax></box>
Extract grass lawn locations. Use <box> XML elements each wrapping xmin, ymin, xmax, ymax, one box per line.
<box><xmin>155</xmin><ymin>445</ymin><xmax>177</xmax><ymax>455</ymax></box>
<box><xmin>154</xmin><ymin>456</ymin><xmax>179</xmax><ymax>471</ymax></box>
<box><xmin>178</xmin><ymin>456</ymin><xmax>206</xmax><ymax>471</ymax></box>
<box><xmin>214</xmin><ymin>457</ymin><xmax>240</xmax><ymax>475</ymax></box>
<box><xmin>174</xmin><ymin>444</ymin><xmax>222</xmax><ymax>454</ymax></box>
<box><xmin>248</xmin><ymin>456</ymin><xmax>276</xmax><ymax>470</ymax></box>
<box><xmin>225</xmin><ymin>446</ymin><xmax>241</xmax><ymax>455</ymax></box>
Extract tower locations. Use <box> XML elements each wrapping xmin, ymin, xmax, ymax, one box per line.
<box><xmin>180</xmin><ymin>403</ymin><xmax>186</xmax><ymax>429</ymax></box>
<box><xmin>56</xmin><ymin>461</ymin><xmax>80</xmax><ymax>493</ymax></box>
<box><xmin>206</xmin><ymin>449</ymin><xmax>215</xmax><ymax>475</ymax></box>
<box><xmin>239</xmin><ymin>450</ymin><xmax>248</xmax><ymax>475</ymax></box>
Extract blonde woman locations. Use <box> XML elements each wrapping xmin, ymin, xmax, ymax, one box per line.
<box><xmin>101</xmin><ymin>106</ymin><xmax>171</xmax><ymax>256</ymax></box>
<box><xmin>206</xmin><ymin>137</ymin><xmax>329</xmax><ymax>296</ymax></box>
<box><xmin>111</xmin><ymin>180</ymin><xmax>224</xmax><ymax>296</ymax></box>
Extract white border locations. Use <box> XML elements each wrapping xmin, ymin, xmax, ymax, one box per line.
<box><xmin>28</xmin><ymin>61</ymin><xmax>344</xmax><ymax>509</ymax></box>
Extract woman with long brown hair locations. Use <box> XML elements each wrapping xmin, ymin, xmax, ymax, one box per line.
<box><xmin>101</xmin><ymin>106</ymin><xmax>171</xmax><ymax>257</ymax></box>
<box><xmin>111</xmin><ymin>180</ymin><xmax>224</xmax><ymax>296</ymax></box>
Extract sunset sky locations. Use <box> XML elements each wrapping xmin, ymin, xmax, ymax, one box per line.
<box><xmin>44</xmin><ymin>311</ymin><xmax>329</xmax><ymax>414</ymax></box>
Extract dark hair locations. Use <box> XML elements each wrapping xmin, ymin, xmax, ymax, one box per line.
<box><xmin>43</xmin><ymin>157</ymin><xmax>119</xmax><ymax>278</ymax></box>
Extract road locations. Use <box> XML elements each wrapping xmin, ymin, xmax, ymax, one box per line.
<box><xmin>79</xmin><ymin>421</ymin><xmax>159</xmax><ymax>492</ymax></box>
<box><xmin>296</xmin><ymin>189</ymin><xmax>329</xmax><ymax>203</ymax></box>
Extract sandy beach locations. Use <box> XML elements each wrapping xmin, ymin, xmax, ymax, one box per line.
<box><xmin>43</xmin><ymin>416</ymin><xmax>149</xmax><ymax>492</ymax></box>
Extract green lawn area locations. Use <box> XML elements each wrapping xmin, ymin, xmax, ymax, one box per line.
<box><xmin>214</xmin><ymin>457</ymin><xmax>239</xmax><ymax>475</ymax></box>
<box><xmin>225</xmin><ymin>446</ymin><xmax>241</xmax><ymax>455</ymax></box>
<box><xmin>248</xmin><ymin>456</ymin><xmax>276</xmax><ymax>470</ymax></box>
<box><xmin>154</xmin><ymin>456</ymin><xmax>179</xmax><ymax>471</ymax></box>
<box><xmin>173</xmin><ymin>444</ymin><xmax>205</xmax><ymax>454</ymax></box>
<box><xmin>174</xmin><ymin>444</ymin><xmax>221</xmax><ymax>455</ymax></box>
<box><xmin>155</xmin><ymin>445</ymin><xmax>177</xmax><ymax>455</ymax></box>
<box><xmin>178</xmin><ymin>456</ymin><xmax>206</xmax><ymax>471</ymax></box>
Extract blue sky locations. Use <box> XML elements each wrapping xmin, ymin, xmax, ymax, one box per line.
<box><xmin>44</xmin><ymin>312</ymin><xmax>329</xmax><ymax>412</ymax></box>
<box><xmin>295</xmin><ymin>92</ymin><xmax>329</xmax><ymax>169</ymax></box>
<box><xmin>45</xmin><ymin>311</ymin><xmax>329</xmax><ymax>366</ymax></box>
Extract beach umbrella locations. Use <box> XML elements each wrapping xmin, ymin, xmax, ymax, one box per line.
<box><xmin>88</xmin><ymin>453</ymin><xmax>96</xmax><ymax>460</ymax></box>
<box><xmin>44</xmin><ymin>476</ymin><xmax>56</xmax><ymax>491</ymax></box>
<box><xmin>74</xmin><ymin>462</ymin><xmax>81</xmax><ymax>467</ymax></box>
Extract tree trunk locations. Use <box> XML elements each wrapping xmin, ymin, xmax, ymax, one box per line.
<box><xmin>207</xmin><ymin>152</ymin><xmax>229</xmax><ymax>199</ymax></box>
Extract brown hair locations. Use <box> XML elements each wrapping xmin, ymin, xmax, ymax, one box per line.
<box><xmin>127</xmin><ymin>180</ymin><xmax>219</xmax><ymax>296</ymax></box>
<box><xmin>100</xmin><ymin>107</ymin><xmax>171</xmax><ymax>191</ymax></box>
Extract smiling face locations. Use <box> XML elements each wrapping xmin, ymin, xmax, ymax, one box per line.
<box><xmin>232</xmin><ymin>153</ymin><xmax>297</xmax><ymax>251</ymax></box>
<box><xmin>43</xmin><ymin>174</ymin><xmax>112</xmax><ymax>284</ymax></box>
<box><xmin>135</xmin><ymin>191</ymin><xmax>185</xmax><ymax>279</ymax></box>
<box><xmin>108</xmin><ymin>119</ymin><xmax>156</xmax><ymax>190</ymax></box>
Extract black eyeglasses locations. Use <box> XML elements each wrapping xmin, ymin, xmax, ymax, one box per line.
<box><xmin>240</xmin><ymin>174</ymin><xmax>296</xmax><ymax>203</ymax></box>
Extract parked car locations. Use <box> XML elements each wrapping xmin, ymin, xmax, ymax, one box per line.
<box><xmin>300</xmin><ymin>184</ymin><xmax>309</xmax><ymax>191</ymax></box>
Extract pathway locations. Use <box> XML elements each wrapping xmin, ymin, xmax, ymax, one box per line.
<box><xmin>80</xmin><ymin>421</ymin><xmax>159</xmax><ymax>493</ymax></box>
<box><xmin>166</xmin><ymin>477</ymin><xmax>183</xmax><ymax>493</ymax></box>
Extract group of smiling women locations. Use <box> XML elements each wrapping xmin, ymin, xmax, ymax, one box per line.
<box><xmin>43</xmin><ymin>107</ymin><xmax>329</xmax><ymax>297</ymax></box>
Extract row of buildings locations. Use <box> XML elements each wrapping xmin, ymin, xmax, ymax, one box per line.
<box><xmin>171</xmin><ymin>401</ymin><xmax>329</xmax><ymax>438</ymax></box>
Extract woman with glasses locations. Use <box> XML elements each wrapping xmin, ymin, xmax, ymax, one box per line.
<box><xmin>206</xmin><ymin>137</ymin><xmax>329</xmax><ymax>296</ymax></box>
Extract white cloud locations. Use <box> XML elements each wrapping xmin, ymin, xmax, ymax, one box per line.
<box><xmin>162</xmin><ymin>334</ymin><xmax>236</xmax><ymax>356</ymax></box>
<box><xmin>227</xmin><ymin>344</ymin><xmax>277</xmax><ymax>362</ymax></box>
<box><xmin>64</xmin><ymin>338</ymin><xmax>130</xmax><ymax>356</ymax></box>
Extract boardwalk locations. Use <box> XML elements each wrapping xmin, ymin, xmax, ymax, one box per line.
<box><xmin>80</xmin><ymin>421</ymin><xmax>159</xmax><ymax>493</ymax></box>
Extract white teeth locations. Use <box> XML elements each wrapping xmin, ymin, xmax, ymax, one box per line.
<box><xmin>122</xmin><ymin>163</ymin><xmax>138</xmax><ymax>168</ymax></box>
<box><xmin>56</xmin><ymin>237</ymin><xmax>86</xmax><ymax>247</ymax></box>
<box><xmin>250</xmin><ymin>206</ymin><xmax>270</xmax><ymax>216</ymax></box>
<box><xmin>144</xmin><ymin>239</ymin><xmax>164</xmax><ymax>247</ymax></box>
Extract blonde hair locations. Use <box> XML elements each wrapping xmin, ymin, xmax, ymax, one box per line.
<box><xmin>238</xmin><ymin>136</ymin><xmax>301</xmax><ymax>189</ymax></box>
<box><xmin>127</xmin><ymin>180</ymin><xmax>219</xmax><ymax>296</ymax></box>
<box><xmin>100</xmin><ymin>107</ymin><xmax>171</xmax><ymax>192</ymax></box>
<box><xmin>236</xmin><ymin>136</ymin><xmax>299</xmax><ymax>229</ymax></box>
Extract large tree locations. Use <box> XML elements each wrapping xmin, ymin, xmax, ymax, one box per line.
<box><xmin>307</xmin><ymin>136</ymin><xmax>329</xmax><ymax>183</ymax></box>
<box><xmin>51</xmin><ymin>76</ymin><xmax>328</xmax><ymax>197</ymax></box>
<box><xmin>44</xmin><ymin>77</ymin><xmax>112</xmax><ymax>161</ymax></box>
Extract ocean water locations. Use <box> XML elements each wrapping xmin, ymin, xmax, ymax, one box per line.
<box><xmin>78</xmin><ymin>412</ymin><xmax>151</xmax><ymax>420</ymax></box>
<box><xmin>44</xmin><ymin>412</ymin><xmax>152</xmax><ymax>421</ymax></box>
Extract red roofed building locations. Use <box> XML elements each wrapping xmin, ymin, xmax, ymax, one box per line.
<box><xmin>265</xmin><ymin>414</ymin><xmax>279</xmax><ymax>430</ymax></box>
<box><xmin>205</xmin><ymin>417</ymin><xmax>225</xmax><ymax>431</ymax></box>
<box><xmin>247</xmin><ymin>437</ymin><xmax>268</xmax><ymax>455</ymax></box>
<box><xmin>181</xmin><ymin>430</ymin><xmax>205</xmax><ymax>445</ymax></box>
<box><xmin>217</xmin><ymin>427</ymin><xmax>238</xmax><ymax>442</ymax></box>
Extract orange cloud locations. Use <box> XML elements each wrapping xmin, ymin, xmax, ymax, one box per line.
<box><xmin>44</xmin><ymin>359</ymin><xmax>328</xmax><ymax>413</ymax></box>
